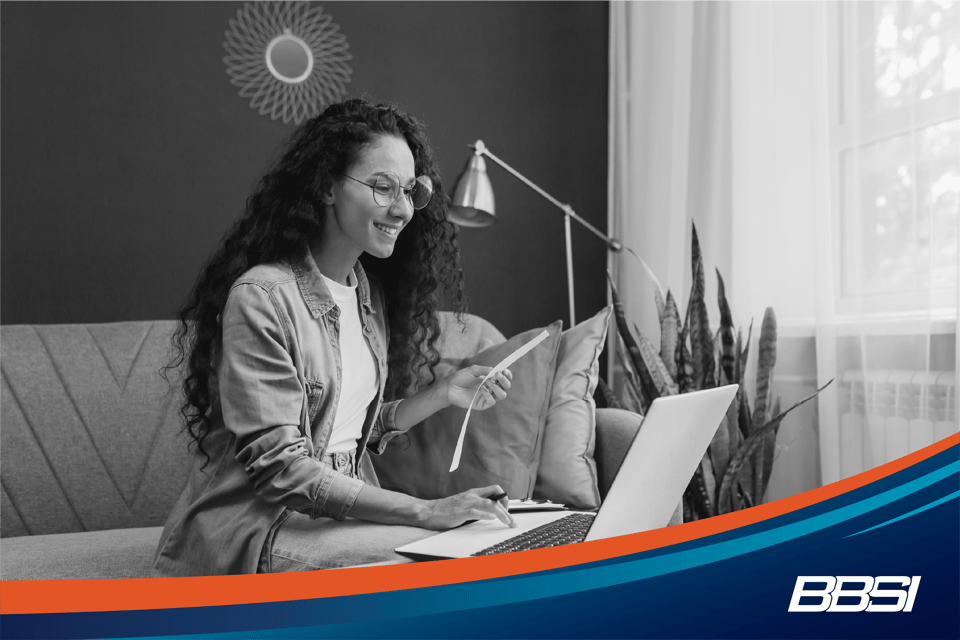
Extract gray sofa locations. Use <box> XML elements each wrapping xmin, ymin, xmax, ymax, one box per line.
<box><xmin>0</xmin><ymin>313</ymin><xmax>663</xmax><ymax>580</ymax></box>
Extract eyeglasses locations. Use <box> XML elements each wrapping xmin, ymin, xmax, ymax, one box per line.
<box><xmin>343</xmin><ymin>171</ymin><xmax>434</xmax><ymax>210</ymax></box>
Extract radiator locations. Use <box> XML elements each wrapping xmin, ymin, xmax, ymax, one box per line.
<box><xmin>839</xmin><ymin>369</ymin><xmax>957</xmax><ymax>478</ymax></box>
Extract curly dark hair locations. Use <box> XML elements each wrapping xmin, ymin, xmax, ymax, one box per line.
<box><xmin>167</xmin><ymin>98</ymin><xmax>466</xmax><ymax>465</ymax></box>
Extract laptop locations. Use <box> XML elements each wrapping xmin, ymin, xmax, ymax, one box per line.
<box><xmin>396</xmin><ymin>384</ymin><xmax>739</xmax><ymax>560</ymax></box>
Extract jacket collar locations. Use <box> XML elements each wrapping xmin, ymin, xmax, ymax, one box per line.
<box><xmin>291</xmin><ymin>244</ymin><xmax>375</xmax><ymax>319</ymax></box>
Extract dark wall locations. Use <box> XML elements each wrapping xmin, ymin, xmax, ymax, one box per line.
<box><xmin>1</xmin><ymin>1</ymin><xmax>609</xmax><ymax>339</ymax></box>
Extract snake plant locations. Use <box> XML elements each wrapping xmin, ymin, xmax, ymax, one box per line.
<box><xmin>600</xmin><ymin>222</ymin><xmax>831</xmax><ymax>519</ymax></box>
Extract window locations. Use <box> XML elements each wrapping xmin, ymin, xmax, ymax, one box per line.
<box><xmin>830</xmin><ymin>0</ymin><xmax>959</xmax><ymax>317</ymax></box>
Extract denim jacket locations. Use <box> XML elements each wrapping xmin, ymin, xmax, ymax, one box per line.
<box><xmin>154</xmin><ymin>247</ymin><xmax>407</xmax><ymax>576</ymax></box>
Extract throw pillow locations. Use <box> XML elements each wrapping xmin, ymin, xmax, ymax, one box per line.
<box><xmin>371</xmin><ymin>321</ymin><xmax>563</xmax><ymax>500</ymax></box>
<box><xmin>533</xmin><ymin>305</ymin><xmax>613</xmax><ymax>509</ymax></box>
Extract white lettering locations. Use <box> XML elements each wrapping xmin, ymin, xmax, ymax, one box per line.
<box><xmin>789</xmin><ymin>576</ymin><xmax>920</xmax><ymax>613</ymax></box>
<box><xmin>828</xmin><ymin>576</ymin><xmax>875</xmax><ymax>612</ymax></box>
<box><xmin>904</xmin><ymin>576</ymin><xmax>921</xmax><ymax>612</ymax></box>
<box><xmin>788</xmin><ymin>576</ymin><xmax>837</xmax><ymax>612</ymax></box>
<box><xmin>866</xmin><ymin>576</ymin><xmax>909</xmax><ymax>612</ymax></box>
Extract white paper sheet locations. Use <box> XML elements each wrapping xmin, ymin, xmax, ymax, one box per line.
<box><xmin>448</xmin><ymin>329</ymin><xmax>551</xmax><ymax>472</ymax></box>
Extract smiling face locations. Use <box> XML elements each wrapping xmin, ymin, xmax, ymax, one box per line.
<box><xmin>320</xmin><ymin>134</ymin><xmax>417</xmax><ymax>264</ymax></box>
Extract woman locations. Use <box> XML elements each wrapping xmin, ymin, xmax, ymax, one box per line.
<box><xmin>155</xmin><ymin>98</ymin><xmax>514</xmax><ymax>577</ymax></box>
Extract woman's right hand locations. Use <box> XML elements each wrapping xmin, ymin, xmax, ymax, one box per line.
<box><xmin>419</xmin><ymin>485</ymin><xmax>516</xmax><ymax>530</ymax></box>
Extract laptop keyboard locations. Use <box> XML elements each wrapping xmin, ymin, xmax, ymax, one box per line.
<box><xmin>471</xmin><ymin>513</ymin><xmax>596</xmax><ymax>556</ymax></box>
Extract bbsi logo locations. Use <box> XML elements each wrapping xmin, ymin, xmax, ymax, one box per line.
<box><xmin>788</xmin><ymin>576</ymin><xmax>921</xmax><ymax>612</ymax></box>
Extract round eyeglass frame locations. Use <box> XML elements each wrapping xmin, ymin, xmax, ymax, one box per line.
<box><xmin>343</xmin><ymin>171</ymin><xmax>433</xmax><ymax>210</ymax></box>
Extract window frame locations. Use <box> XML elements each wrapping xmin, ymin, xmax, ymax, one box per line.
<box><xmin>826</xmin><ymin>1</ymin><xmax>959</xmax><ymax>319</ymax></box>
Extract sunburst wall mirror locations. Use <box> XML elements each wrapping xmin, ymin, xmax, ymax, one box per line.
<box><xmin>223</xmin><ymin>1</ymin><xmax>352</xmax><ymax>124</ymax></box>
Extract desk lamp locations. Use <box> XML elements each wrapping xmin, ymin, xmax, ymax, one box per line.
<box><xmin>448</xmin><ymin>140</ymin><xmax>622</xmax><ymax>326</ymax></box>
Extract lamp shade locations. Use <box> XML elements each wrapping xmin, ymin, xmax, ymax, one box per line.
<box><xmin>448</xmin><ymin>153</ymin><xmax>496</xmax><ymax>227</ymax></box>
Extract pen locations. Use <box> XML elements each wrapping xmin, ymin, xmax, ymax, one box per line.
<box><xmin>488</xmin><ymin>492</ymin><xmax>517</xmax><ymax>527</ymax></box>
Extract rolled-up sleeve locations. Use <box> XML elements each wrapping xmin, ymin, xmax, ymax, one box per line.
<box><xmin>219</xmin><ymin>283</ymin><xmax>363</xmax><ymax>520</ymax></box>
<box><xmin>367</xmin><ymin>399</ymin><xmax>408</xmax><ymax>454</ymax></box>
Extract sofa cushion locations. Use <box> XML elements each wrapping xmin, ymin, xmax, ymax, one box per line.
<box><xmin>0</xmin><ymin>527</ymin><xmax>163</xmax><ymax>580</ymax></box>
<box><xmin>534</xmin><ymin>306</ymin><xmax>612</xmax><ymax>509</ymax></box>
<box><xmin>1</xmin><ymin>322</ymin><xmax>194</xmax><ymax>538</ymax></box>
<box><xmin>373</xmin><ymin>322</ymin><xmax>563</xmax><ymax>500</ymax></box>
<box><xmin>0</xmin><ymin>523</ymin><xmax>424</xmax><ymax>580</ymax></box>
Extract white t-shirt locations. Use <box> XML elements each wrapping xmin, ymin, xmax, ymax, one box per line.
<box><xmin>322</xmin><ymin>271</ymin><xmax>379</xmax><ymax>454</ymax></box>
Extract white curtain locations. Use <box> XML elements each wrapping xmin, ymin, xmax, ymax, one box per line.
<box><xmin>609</xmin><ymin>0</ymin><xmax>959</xmax><ymax>500</ymax></box>
<box><xmin>814</xmin><ymin>1</ymin><xmax>959</xmax><ymax>485</ymax></box>
<box><xmin>608</xmin><ymin>0</ymin><xmax>732</xmax><ymax>348</ymax></box>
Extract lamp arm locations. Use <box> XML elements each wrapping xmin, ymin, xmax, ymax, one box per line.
<box><xmin>475</xmin><ymin>145</ymin><xmax>622</xmax><ymax>252</ymax></box>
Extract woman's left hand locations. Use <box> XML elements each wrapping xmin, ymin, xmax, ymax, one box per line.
<box><xmin>444</xmin><ymin>366</ymin><xmax>513</xmax><ymax>411</ymax></box>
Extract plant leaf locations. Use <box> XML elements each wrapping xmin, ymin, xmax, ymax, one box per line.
<box><xmin>608</xmin><ymin>271</ymin><xmax>661</xmax><ymax>405</ymax></box>
<box><xmin>757</xmin><ymin>395</ymin><xmax>782</xmax><ymax>502</ymax></box>
<box><xmin>738</xmin><ymin>380</ymin><xmax>753</xmax><ymax>437</ymax></box>
<box><xmin>624</xmin><ymin>246</ymin><xmax>665</xmax><ymax>324</ymax></box>
<box><xmin>738</xmin><ymin>481</ymin><xmax>755</xmax><ymax>509</ymax></box>
<box><xmin>708</xmin><ymin>413</ymin><xmax>730</xmax><ymax>506</ymax></box>
<box><xmin>714</xmin><ymin>329</ymin><xmax>723</xmax><ymax>391</ymax></box>
<box><xmin>738</xmin><ymin>436</ymin><xmax>756</xmax><ymax>509</ymax></box>
<box><xmin>733</xmin><ymin>329</ymin><xmax>746</xmax><ymax>384</ymax></box>
<box><xmin>681</xmin><ymin>495</ymin><xmax>693</xmax><ymax>523</ymax></box>
<box><xmin>700</xmin><ymin>454</ymin><xmax>717</xmax><ymax>517</ymax></box>
<box><xmin>655</xmin><ymin>288</ymin><xmax>666</xmax><ymax>328</ymax></box>
<box><xmin>729</xmin><ymin>479</ymin><xmax>741</xmax><ymax>511</ymax></box>
<box><xmin>677</xmin><ymin>308</ymin><xmax>696</xmax><ymax>393</ymax></box>
<box><xmin>706</xmin><ymin>371</ymin><xmax>734</xmax><ymax>479</ymax></box>
<box><xmin>597</xmin><ymin>377</ymin><xmax>623</xmax><ymax>410</ymax></box>
<box><xmin>717</xmin><ymin>393</ymin><xmax>742</xmax><ymax>515</ymax></box>
<box><xmin>752</xmin><ymin>308</ymin><xmax>778</xmax><ymax>430</ymax></box>
<box><xmin>750</xmin><ymin>308</ymin><xmax>778</xmax><ymax>500</ymax></box>
<box><xmin>718</xmin><ymin>380</ymin><xmax>833</xmax><ymax>510</ymax></box>
<box><xmin>688</xmin><ymin>224</ymin><xmax>715</xmax><ymax>390</ymax></box>
<box><xmin>741</xmin><ymin>318</ymin><xmax>754</xmax><ymax>376</ymax></box>
<box><xmin>660</xmin><ymin>291</ymin><xmax>680</xmax><ymax>381</ymax></box>
<box><xmin>726</xmin><ymin>388</ymin><xmax>742</xmax><ymax>468</ymax></box>
<box><xmin>685</xmin><ymin>464</ymin><xmax>714</xmax><ymax>520</ymax></box>
<box><xmin>716</xmin><ymin>269</ymin><xmax>736</xmax><ymax>384</ymax></box>
<box><xmin>633</xmin><ymin>322</ymin><xmax>679</xmax><ymax>396</ymax></box>
<box><xmin>617</xmin><ymin>335</ymin><xmax>647</xmax><ymax>414</ymax></box>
